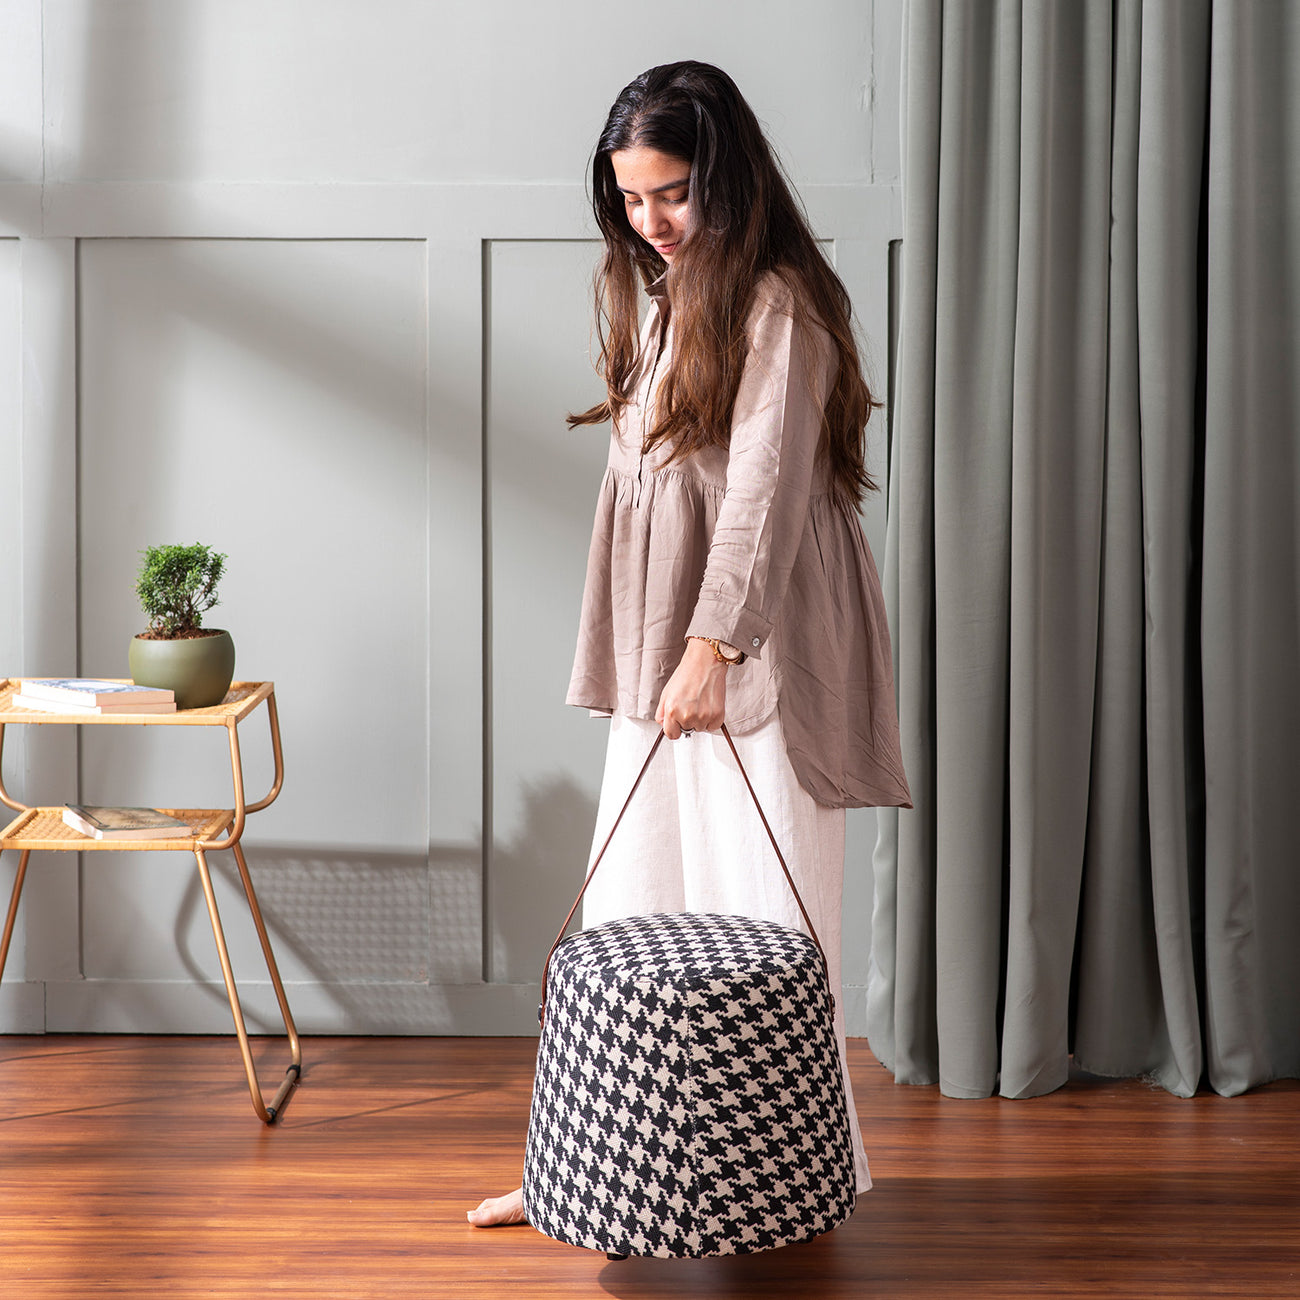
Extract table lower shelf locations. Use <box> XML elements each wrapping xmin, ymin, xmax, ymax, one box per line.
<box><xmin>0</xmin><ymin>801</ymin><xmax>300</xmax><ymax>1122</ymax></box>
<box><xmin>1</xmin><ymin>807</ymin><xmax>234</xmax><ymax>851</ymax></box>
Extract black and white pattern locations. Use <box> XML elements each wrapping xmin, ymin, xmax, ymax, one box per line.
<box><xmin>522</xmin><ymin>912</ymin><xmax>856</xmax><ymax>1258</ymax></box>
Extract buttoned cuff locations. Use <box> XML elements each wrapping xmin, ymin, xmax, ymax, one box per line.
<box><xmin>685</xmin><ymin>600</ymin><xmax>772</xmax><ymax>660</ymax></box>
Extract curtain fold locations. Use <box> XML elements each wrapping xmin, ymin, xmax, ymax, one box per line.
<box><xmin>1199</xmin><ymin>2</ymin><xmax>1300</xmax><ymax>1093</ymax></box>
<box><xmin>869</xmin><ymin>0</ymin><xmax>1300</xmax><ymax>1099</ymax></box>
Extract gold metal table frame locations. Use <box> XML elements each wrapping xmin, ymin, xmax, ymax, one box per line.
<box><xmin>0</xmin><ymin>679</ymin><xmax>302</xmax><ymax>1122</ymax></box>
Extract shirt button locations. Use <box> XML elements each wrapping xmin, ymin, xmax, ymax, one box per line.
<box><xmin>751</xmin><ymin>637</ymin><xmax>761</xmax><ymax>648</ymax></box>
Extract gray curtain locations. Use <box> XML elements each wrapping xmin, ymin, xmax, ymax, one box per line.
<box><xmin>868</xmin><ymin>0</ymin><xmax>1300</xmax><ymax>1099</ymax></box>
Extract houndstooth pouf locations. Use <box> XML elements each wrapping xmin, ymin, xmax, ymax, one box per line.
<box><xmin>522</xmin><ymin>911</ymin><xmax>856</xmax><ymax>1258</ymax></box>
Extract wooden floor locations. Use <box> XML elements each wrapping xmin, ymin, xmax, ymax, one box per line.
<box><xmin>0</xmin><ymin>1036</ymin><xmax>1296</xmax><ymax>1298</ymax></box>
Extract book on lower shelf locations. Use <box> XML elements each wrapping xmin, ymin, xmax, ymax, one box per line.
<box><xmin>62</xmin><ymin>806</ymin><xmax>192</xmax><ymax>840</ymax></box>
<box><xmin>15</xmin><ymin>679</ymin><xmax>176</xmax><ymax>714</ymax></box>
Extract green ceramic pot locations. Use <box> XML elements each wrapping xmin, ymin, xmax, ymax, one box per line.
<box><xmin>128</xmin><ymin>630</ymin><xmax>236</xmax><ymax>710</ymax></box>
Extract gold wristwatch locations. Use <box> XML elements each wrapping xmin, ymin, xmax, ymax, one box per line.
<box><xmin>693</xmin><ymin>636</ymin><xmax>747</xmax><ymax>666</ymax></box>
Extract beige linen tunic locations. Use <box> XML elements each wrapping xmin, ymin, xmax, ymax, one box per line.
<box><xmin>567</xmin><ymin>272</ymin><xmax>912</xmax><ymax>810</ymax></box>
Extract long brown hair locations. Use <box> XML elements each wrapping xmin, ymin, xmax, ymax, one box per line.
<box><xmin>569</xmin><ymin>61</ymin><xmax>880</xmax><ymax>506</ymax></box>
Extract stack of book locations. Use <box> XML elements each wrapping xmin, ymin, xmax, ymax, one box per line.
<box><xmin>62</xmin><ymin>805</ymin><xmax>191</xmax><ymax>840</ymax></box>
<box><xmin>11</xmin><ymin>679</ymin><xmax>177</xmax><ymax>714</ymax></box>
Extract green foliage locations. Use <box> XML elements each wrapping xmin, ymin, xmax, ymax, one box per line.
<box><xmin>135</xmin><ymin>543</ymin><xmax>228</xmax><ymax>638</ymax></box>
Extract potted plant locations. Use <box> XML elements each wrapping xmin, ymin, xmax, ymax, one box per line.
<box><xmin>128</xmin><ymin>543</ymin><xmax>236</xmax><ymax>709</ymax></box>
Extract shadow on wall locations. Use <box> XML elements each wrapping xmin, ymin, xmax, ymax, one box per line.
<box><xmin>162</xmin><ymin>771</ymin><xmax>599</xmax><ymax>1032</ymax></box>
<box><xmin>490</xmin><ymin>773</ymin><xmax>600</xmax><ymax>985</ymax></box>
<box><xmin>170</xmin><ymin>841</ymin><xmax>481</xmax><ymax>1033</ymax></box>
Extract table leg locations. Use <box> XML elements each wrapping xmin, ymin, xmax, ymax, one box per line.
<box><xmin>193</xmin><ymin>846</ymin><xmax>302</xmax><ymax>1123</ymax></box>
<box><xmin>229</xmin><ymin>840</ymin><xmax>302</xmax><ymax>1094</ymax></box>
<box><xmin>0</xmin><ymin>849</ymin><xmax>31</xmax><ymax>983</ymax></box>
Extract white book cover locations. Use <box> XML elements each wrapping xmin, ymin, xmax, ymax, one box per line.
<box><xmin>21</xmin><ymin>679</ymin><xmax>175</xmax><ymax>707</ymax></box>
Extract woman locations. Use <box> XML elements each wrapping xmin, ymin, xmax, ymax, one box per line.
<box><xmin>469</xmin><ymin>60</ymin><xmax>910</xmax><ymax>1230</ymax></box>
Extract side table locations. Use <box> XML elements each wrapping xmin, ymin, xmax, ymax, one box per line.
<box><xmin>0</xmin><ymin>678</ymin><xmax>302</xmax><ymax>1122</ymax></box>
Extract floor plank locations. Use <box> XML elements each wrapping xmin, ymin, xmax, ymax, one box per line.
<box><xmin>0</xmin><ymin>1036</ymin><xmax>1296</xmax><ymax>1298</ymax></box>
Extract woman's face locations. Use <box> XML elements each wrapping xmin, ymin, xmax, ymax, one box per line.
<box><xmin>609</xmin><ymin>145</ymin><xmax>691</xmax><ymax>262</ymax></box>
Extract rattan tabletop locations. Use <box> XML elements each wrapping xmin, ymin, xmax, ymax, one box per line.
<box><xmin>0</xmin><ymin>807</ymin><xmax>235</xmax><ymax>850</ymax></box>
<box><xmin>0</xmin><ymin>680</ymin><xmax>272</xmax><ymax>726</ymax></box>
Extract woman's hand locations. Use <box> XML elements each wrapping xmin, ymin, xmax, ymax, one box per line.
<box><xmin>656</xmin><ymin>637</ymin><xmax>731</xmax><ymax>739</ymax></box>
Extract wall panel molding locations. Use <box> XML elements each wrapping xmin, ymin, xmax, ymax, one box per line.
<box><xmin>2</xmin><ymin>181</ymin><xmax>900</xmax><ymax>242</ymax></box>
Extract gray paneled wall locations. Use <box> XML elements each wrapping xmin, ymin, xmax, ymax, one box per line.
<box><xmin>0</xmin><ymin>0</ymin><xmax>903</xmax><ymax>1035</ymax></box>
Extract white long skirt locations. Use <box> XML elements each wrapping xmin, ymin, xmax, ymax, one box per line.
<box><xmin>580</xmin><ymin>711</ymin><xmax>871</xmax><ymax>1195</ymax></box>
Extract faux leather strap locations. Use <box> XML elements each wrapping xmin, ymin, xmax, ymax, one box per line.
<box><xmin>538</xmin><ymin>724</ymin><xmax>832</xmax><ymax>1023</ymax></box>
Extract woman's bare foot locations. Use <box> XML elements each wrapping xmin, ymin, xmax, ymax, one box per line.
<box><xmin>467</xmin><ymin>1187</ymin><xmax>527</xmax><ymax>1227</ymax></box>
